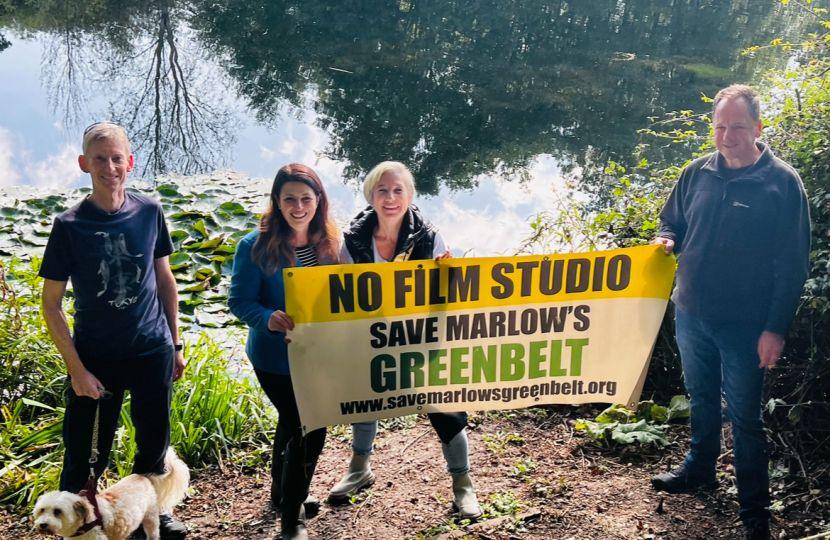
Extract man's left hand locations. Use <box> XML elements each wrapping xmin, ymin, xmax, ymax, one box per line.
<box><xmin>757</xmin><ymin>331</ymin><xmax>785</xmax><ymax>369</ymax></box>
<box><xmin>173</xmin><ymin>350</ymin><xmax>186</xmax><ymax>381</ymax></box>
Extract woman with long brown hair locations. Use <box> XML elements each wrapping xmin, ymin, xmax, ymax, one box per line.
<box><xmin>229</xmin><ymin>163</ymin><xmax>338</xmax><ymax>540</ymax></box>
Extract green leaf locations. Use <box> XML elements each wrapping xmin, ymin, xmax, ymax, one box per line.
<box><xmin>21</xmin><ymin>398</ymin><xmax>57</xmax><ymax>412</ymax></box>
<box><xmin>183</xmin><ymin>235</ymin><xmax>226</xmax><ymax>251</ymax></box>
<box><xmin>169</xmin><ymin>252</ymin><xmax>190</xmax><ymax>265</ymax></box>
<box><xmin>595</xmin><ymin>403</ymin><xmax>635</xmax><ymax>424</ymax></box>
<box><xmin>183</xmin><ymin>281</ymin><xmax>209</xmax><ymax>292</ymax></box>
<box><xmin>157</xmin><ymin>184</ymin><xmax>180</xmax><ymax>197</ymax></box>
<box><xmin>609</xmin><ymin>420</ymin><xmax>668</xmax><ymax>446</ymax></box>
<box><xmin>194</xmin><ymin>267</ymin><xmax>216</xmax><ymax>281</ymax></box>
<box><xmin>193</xmin><ymin>219</ymin><xmax>209</xmax><ymax>239</ymax></box>
<box><xmin>170</xmin><ymin>210</ymin><xmax>208</xmax><ymax>221</ymax></box>
<box><xmin>170</xmin><ymin>230</ymin><xmax>189</xmax><ymax>242</ymax></box>
<box><xmin>667</xmin><ymin>395</ymin><xmax>691</xmax><ymax>420</ymax></box>
<box><xmin>636</xmin><ymin>400</ymin><xmax>669</xmax><ymax>423</ymax></box>
<box><xmin>213</xmin><ymin>244</ymin><xmax>236</xmax><ymax>255</ymax></box>
<box><xmin>219</xmin><ymin>201</ymin><xmax>248</xmax><ymax>215</ymax></box>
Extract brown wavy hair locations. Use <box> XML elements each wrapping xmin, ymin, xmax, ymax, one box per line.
<box><xmin>251</xmin><ymin>163</ymin><xmax>339</xmax><ymax>273</ymax></box>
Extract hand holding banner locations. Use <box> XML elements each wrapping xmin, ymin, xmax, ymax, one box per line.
<box><xmin>285</xmin><ymin>245</ymin><xmax>675</xmax><ymax>434</ymax></box>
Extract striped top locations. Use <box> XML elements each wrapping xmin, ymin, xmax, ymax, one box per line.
<box><xmin>295</xmin><ymin>245</ymin><xmax>319</xmax><ymax>267</ymax></box>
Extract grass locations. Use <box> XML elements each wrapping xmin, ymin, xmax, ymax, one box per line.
<box><xmin>414</xmin><ymin>490</ymin><xmax>530</xmax><ymax>538</ymax></box>
<box><xmin>0</xmin><ymin>258</ymin><xmax>275</xmax><ymax>510</ymax></box>
<box><xmin>481</xmin><ymin>431</ymin><xmax>525</xmax><ymax>455</ymax></box>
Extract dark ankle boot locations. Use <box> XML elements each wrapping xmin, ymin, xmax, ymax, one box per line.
<box><xmin>158</xmin><ymin>514</ymin><xmax>187</xmax><ymax>539</ymax></box>
<box><xmin>269</xmin><ymin>425</ymin><xmax>294</xmax><ymax>510</ymax></box>
<box><xmin>744</xmin><ymin>519</ymin><xmax>770</xmax><ymax>540</ymax></box>
<box><xmin>270</xmin><ymin>492</ymin><xmax>320</xmax><ymax>518</ymax></box>
<box><xmin>280</xmin><ymin>505</ymin><xmax>307</xmax><ymax>540</ymax></box>
<box><xmin>651</xmin><ymin>463</ymin><xmax>717</xmax><ymax>494</ymax></box>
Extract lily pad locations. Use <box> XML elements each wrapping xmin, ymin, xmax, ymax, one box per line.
<box><xmin>156</xmin><ymin>184</ymin><xmax>180</xmax><ymax>196</ymax></box>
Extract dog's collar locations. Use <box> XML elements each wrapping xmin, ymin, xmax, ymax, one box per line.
<box><xmin>71</xmin><ymin>485</ymin><xmax>103</xmax><ymax>537</ymax></box>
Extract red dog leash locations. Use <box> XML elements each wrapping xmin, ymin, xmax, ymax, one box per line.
<box><xmin>72</xmin><ymin>476</ymin><xmax>104</xmax><ymax>536</ymax></box>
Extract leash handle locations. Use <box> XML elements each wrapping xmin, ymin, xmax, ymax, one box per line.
<box><xmin>88</xmin><ymin>390</ymin><xmax>111</xmax><ymax>468</ymax></box>
<box><xmin>89</xmin><ymin>403</ymin><xmax>100</xmax><ymax>466</ymax></box>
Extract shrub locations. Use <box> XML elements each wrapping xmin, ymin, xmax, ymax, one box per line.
<box><xmin>0</xmin><ymin>258</ymin><xmax>275</xmax><ymax>509</ymax></box>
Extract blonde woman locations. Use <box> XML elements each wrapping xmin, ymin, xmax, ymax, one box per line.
<box><xmin>328</xmin><ymin>161</ymin><xmax>482</xmax><ymax>519</ymax></box>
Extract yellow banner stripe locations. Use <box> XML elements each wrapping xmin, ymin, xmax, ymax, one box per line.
<box><xmin>285</xmin><ymin>245</ymin><xmax>675</xmax><ymax>324</ymax></box>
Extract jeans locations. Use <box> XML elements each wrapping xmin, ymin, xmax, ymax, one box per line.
<box><xmin>352</xmin><ymin>413</ymin><xmax>470</xmax><ymax>474</ymax></box>
<box><xmin>675</xmin><ymin>308</ymin><xmax>770</xmax><ymax>523</ymax></box>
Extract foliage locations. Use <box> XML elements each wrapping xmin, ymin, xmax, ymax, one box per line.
<box><xmin>0</xmin><ymin>257</ymin><xmax>67</xmax><ymax>411</ymax></box>
<box><xmin>510</xmin><ymin>457</ymin><xmax>538</xmax><ymax>480</ymax></box>
<box><xmin>530</xmin><ymin>0</ymin><xmax>830</xmax><ymax>506</ymax></box>
<box><xmin>0</xmin><ymin>257</ymin><xmax>274</xmax><ymax>510</ymax></box>
<box><xmin>574</xmin><ymin>397</ymin><xmax>690</xmax><ymax>447</ymax></box>
<box><xmin>0</xmin><ymin>176</ymin><xmax>261</xmax><ymax>331</ymax></box>
<box><xmin>481</xmin><ymin>430</ymin><xmax>525</xmax><ymax>455</ymax></box>
<box><xmin>752</xmin><ymin>17</ymin><xmax>830</xmax><ymax>497</ymax></box>
<box><xmin>414</xmin><ymin>490</ymin><xmax>529</xmax><ymax>538</ymax></box>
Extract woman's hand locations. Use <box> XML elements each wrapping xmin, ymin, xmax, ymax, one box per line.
<box><xmin>435</xmin><ymin>250</ymin><xmax>452</xmax><ymax>261</ymax></box>
<box><xmin>268</xmin><ymin>310</ymin><xmax>295</xmax><ymax>333</ymax></box>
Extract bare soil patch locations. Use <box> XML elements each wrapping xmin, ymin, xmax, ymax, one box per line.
<box><xmin>2</xmin><ymin>408</ymin><xmax>822</xmax><ymax>539</ymax></box>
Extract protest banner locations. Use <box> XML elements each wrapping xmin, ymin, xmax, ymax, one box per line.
<box><xmin>285</xmin><ymin>245</ymin><xmax>675</xmax><ymax>434</ymax></box>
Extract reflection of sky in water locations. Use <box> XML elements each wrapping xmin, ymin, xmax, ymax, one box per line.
<box><xmin>0</xmin><ymin>34</ymin><xmax>565</xmax><ymax>255</ymax></box>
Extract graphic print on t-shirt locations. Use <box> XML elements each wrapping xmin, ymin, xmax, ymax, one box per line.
<box><xmin>95</xmin><ymin>231</ymin><xmax>144</xmax><ymax>309</ymax></box>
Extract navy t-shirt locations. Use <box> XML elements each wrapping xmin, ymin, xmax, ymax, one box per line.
<box><xmin>39</xmin><ymin>192</ymin><xmax>174</xmax><ymax>353</ymax></box>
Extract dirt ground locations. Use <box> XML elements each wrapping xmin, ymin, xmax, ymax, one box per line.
<box><xmin>3</xmin><ymin>408</ymin><xmax>826</xmax><ymax>539</ymax></box>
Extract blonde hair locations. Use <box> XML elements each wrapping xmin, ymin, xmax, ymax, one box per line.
<box><xmin>362</xmin><ymin>161</ymin><xmax>416</xmax><ymax>203</ymax></box>
<box><xmin>713</xmin><ymin>84</ymin><xmax>761</xmax><ymax>122</ymax></box>
<box><xmin>82</xmin><ymin>122</ymin><xmax>131</xmax><ymax>155</ymax></box>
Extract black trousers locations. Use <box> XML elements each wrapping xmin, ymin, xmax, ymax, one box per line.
<box><xmin>254</xmin><ymin>369</ymin><xmax>326</xmax><ymax>520</ymax></box>
<box><xmin>427</xmin><ymin>412</ymin><xmax>468</xmax><ymax>444</ymax></box>
<box><xmin>60</xmin><ymin>343</ymin><xmax>173</xmax><ymax>493</ymax></box>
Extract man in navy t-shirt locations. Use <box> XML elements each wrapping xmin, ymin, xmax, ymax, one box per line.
<box><xmin>39</xmin><ymin>122</ymin><xmax>187</xmax><ymax>539</ymax></box>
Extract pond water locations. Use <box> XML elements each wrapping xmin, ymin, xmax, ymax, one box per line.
<box><xmin>0</xmin><ymin>0</ymin><xmax>816</xmax><ymax>254</ymax></box>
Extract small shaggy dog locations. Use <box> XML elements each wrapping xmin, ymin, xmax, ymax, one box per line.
<box><xmin>32</xmin><ymin>447</ymin><xmax>189</xmax><ymax>540</ymax></box>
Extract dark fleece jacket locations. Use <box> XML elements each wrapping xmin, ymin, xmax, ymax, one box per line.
<box><xmin>658</xmin><ymin>143</ymin><xmax>811</xmax><ymax>334</ymax></box>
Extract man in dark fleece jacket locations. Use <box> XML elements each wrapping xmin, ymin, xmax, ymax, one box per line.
<box><xmin>650</xmin><ymin>85</ymin><xmax>810</xmax><ymax>540</ymax></box>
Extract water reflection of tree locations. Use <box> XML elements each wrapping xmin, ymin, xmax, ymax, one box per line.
<box><xmin>42</xmin><ymin>29</ymin><xmax>89</xmax><ymax>127</ymax></box>
<box><xmin>1</xmin><ymin>0</ymin><xmax>238</xmax><ymax>178</ymax></box>
<box><xmin>194</xmin><ymin>0</ymin><xmax>800</xmax><ymax>194</ymax></box>
<box><xmin>107</xmin><ymin>1</ymin><xmax>238</xmax><ymax>176</ymax></box>
<box><xmin>0</xmin><ymin>0</ymin><xmax>815</xmax><ymax>191</ymax></box>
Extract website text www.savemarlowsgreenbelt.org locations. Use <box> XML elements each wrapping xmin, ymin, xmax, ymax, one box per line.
<box><xmin>339</xmin><ymin>379</ymin><xmax>618</xmax><ymax>415</ymax></box>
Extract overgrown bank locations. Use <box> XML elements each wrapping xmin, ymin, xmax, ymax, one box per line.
<box><xmin>0</xmin><ymin>257</ymin><xmax>276</xmax><ymax>508</ymax></box>
<box><xmin>522</xmin><ymin>15</ymin><xmax>830</xmax><ymax>521</ymax></box>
